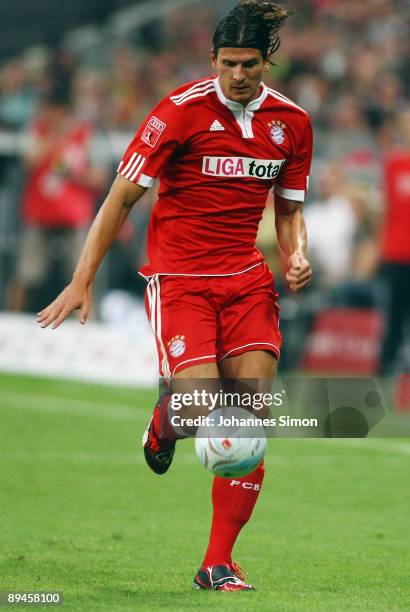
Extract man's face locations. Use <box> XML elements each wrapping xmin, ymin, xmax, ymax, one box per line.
<box><xmin>211</xmin><ymin>47</ymin><xmax>269</xmax><ymax>106</ymax></box>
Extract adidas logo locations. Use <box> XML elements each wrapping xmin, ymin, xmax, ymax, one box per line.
<box><xmin>210</xmin><ymin>120</ymin><xmax>225</xmax><ymax>132</ymax></box>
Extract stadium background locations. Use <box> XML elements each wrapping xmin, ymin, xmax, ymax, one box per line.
<box><xmin>1</xmin><ymin>1</ymin><xmax>410</xmax><ymax>610</ymax></box>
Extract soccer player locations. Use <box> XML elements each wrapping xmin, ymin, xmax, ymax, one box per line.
<box><xmin>37</xmin><ymin>0</ymin><xmax>313</xmax><ymax>591</ymax></box>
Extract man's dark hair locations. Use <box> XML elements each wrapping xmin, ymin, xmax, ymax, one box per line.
<box><xmin>213</xmin><ymin>0</ymin><xmax>291</xmax><ymax>60</ymax></box>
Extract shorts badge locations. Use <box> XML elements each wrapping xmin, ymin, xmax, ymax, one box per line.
<box><xmin>168</xmin><ymin>335</ymin><xmax>186</xmax><ymax>358</ymax></box>
<box><xmin>269</xmin><ymin>120</ymin><xmax>287</xmax><ymax>145</ymax></box>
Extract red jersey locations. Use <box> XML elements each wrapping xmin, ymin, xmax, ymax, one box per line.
<box><xmin>381</xmin><ymin>149</ymin><xmax>410</xmax><ymax>264</ymax></box>
<box><xmin>23</xmin><ymin>120</ymin><xmax>96</xmax><ymax>228</ymax></box>
<box><xmin>118</xmin><ymin>76</ymin><xmax>313</xmax><ymax>276</ymax></box>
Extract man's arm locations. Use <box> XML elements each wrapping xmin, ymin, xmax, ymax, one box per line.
<box><xmin>274</xmin><ymin>194</ymin><xmax>312</xmax><ymax>292</ymax></box>
<box><xmin>37</xmin><ymin>175</ymin><xmax>147</xmax><ymax>329</ymax></box>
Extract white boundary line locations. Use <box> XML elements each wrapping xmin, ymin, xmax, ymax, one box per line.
<box><xmin>0</xmin><ymin>390</ymin><xmax>146</xmax><ymax>421</ymax></box>
<box><xmin>1</xmin><ymin>443</ymin><xmax>409</xmax><ymax>466</ymax></box>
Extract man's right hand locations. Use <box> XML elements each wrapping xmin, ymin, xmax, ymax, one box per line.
<box><xmin>37</xmin><ymin>280</ymin><xmax>92</xmax><ymax>329</ymax></box>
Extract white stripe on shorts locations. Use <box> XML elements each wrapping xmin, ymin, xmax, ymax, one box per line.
<box><xmin>147</xmin><ymin>276</ymin><xmax>171</xmax><ymax>380</ymax></box>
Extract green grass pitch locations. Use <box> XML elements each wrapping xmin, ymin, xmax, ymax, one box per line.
<box><xmin>1</xmin><ymin>372</ymin><xmax>409</xmax><ymax>611</ymax></box>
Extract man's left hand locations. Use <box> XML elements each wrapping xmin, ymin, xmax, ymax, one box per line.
<box><xmin>286</xmin><ymin>252</ymin><xmax>312</xmax><ymax>292</ymax></box>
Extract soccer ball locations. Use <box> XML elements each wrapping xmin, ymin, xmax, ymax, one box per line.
<box><xmin>195</xmin><ymin>435</ymin><xmax>266</xmax><ymax>478</ymax></box>
<box><xmin>195</xmin><ymin>408</ymin><xmax>267</xmax><ymax>478</ymax></box>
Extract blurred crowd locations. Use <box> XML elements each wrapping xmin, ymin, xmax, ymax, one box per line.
<box><xmin>0</xmin><ymin>0</ymin><xmax>409</xmax><ymax>374</ymax></box>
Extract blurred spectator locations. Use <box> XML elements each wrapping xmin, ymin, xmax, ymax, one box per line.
<box><xmin>72</xmin><ymin>67</ymin><xmax>108</xmax><ymax>124</ymax></box>
<box><xmin>304</xmin><ymin>162</ymin><xmax>357</xmax><ymax>288</ymax></box>
<box><xmin>0</xmin><ymin>59</ymin><xmax>37</xmax><ymax>129</ymax></box>
<box><xmin>347</xmin><ymin>183</ymin><xmax>381</xmax><ymax>283</ymax></box>
<box><xmin>378</xmin><ymin>108</ymin><xmax>410</xmax><ymax>375</ymax></box>
<box><xmin>8</xmin><ymin>85</ymin><xmax>109</xmax><ymax>311</ymax></box>
<box><xmin>323</xmin><ymin>95</ymin><xmax>377</xmax><ymax>165</ymax></box>
<box><xmin>328</xmin><ymin>181</ymin><xmax>383</xmax><ymax>309</ymax></box>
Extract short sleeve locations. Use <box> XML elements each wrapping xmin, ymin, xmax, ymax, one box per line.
<box><xmin>117</xmin><ymin>97</ymin><xmax>185</xmax><ymax>188</ymax></box>
<box><xmin>274</xmin><ymin>115</ymin><xmax>313</xmax><ymax>203</ymax></box>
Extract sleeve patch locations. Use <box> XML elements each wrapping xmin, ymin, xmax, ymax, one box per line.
<box><xmin>141</xmin><ymin>116</ymin><xmax>167</xmax><ymax>148</ymax></box>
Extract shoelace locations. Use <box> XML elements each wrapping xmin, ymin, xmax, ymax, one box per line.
<box><xmin>230</xmin><ymin>562</ymin><xmax>247</xmax><ymax>582</ymax></box>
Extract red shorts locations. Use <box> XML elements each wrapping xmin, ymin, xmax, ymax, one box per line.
<box><xmin>145</xmin><ymin>263</ymin><xmax>282</xmax><ymax>378</ymax></box>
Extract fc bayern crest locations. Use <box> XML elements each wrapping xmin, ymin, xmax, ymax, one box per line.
<box><xmin>168</xmin><ymin>335</ymin><xmax>186</xmax><ymax>358</ymax></box>
<box><xmin>269</xmin><ymin>120</ymin><xmax>287</xmax><ymax>145</ymax></box>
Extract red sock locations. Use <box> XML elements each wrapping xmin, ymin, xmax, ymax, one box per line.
<box><xmin>152</xmin><ymin>393</ymin><xmax>172</xmax><ymax>439</ymax></box>
<box><xmin>151</xmin><ymin>393</ymin><xmax>186</xmax><ymax>441</ymax></box>
<box><xmin>203</xmin><ymin>462</ymin><xmax>265</xmax><ymax>567</ymax></box>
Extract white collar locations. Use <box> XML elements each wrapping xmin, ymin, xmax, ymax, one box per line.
<box><xmin>213</xmin><ymin>77</ymin><xmax>268</xmax><ymax>112</ymax></box>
